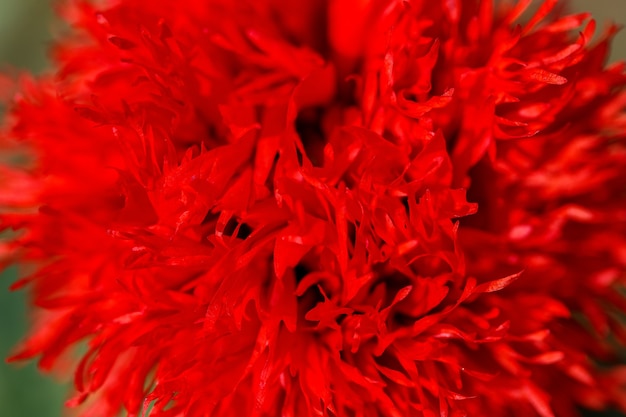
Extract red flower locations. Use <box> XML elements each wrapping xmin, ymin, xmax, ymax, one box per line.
<box><xmin>1</xmin><ymin>1</ymin><xmax>625</xmax><ymax>416</ymax></box>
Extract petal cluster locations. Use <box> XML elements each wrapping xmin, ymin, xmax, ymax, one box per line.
<box><xmin>1</xmin><ymin>1</ymin><xmax>625</xmax><ymax>417</ymax></box>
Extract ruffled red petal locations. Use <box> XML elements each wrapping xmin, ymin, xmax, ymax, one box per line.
<box><xmin>1</xmin><ymin>1</ymin><xmax>625</xmax><ymax>416</ymax></box>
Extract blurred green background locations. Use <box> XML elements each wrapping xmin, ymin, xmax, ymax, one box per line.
<box><xmin>0</xmin><ymin>0</ymin><xmax>624</xmax><ymax>416</ymax></box>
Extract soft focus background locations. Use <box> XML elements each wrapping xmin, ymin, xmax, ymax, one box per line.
<box><xmin>0</xmin><ymin>1</ymin><xmax>624</xmax><ymax>416</ymax></box>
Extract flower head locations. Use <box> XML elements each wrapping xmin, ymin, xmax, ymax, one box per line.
<box><xmin>1</xmin><ymin>1</ymin><xmax>626</xmax><ymax>416</ymax></box>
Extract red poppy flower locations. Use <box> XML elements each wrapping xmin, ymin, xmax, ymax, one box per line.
<box><xmin>1</xmin><ymin>1</ymin><xmax>625</xmax><ymax>416</ymax></box>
